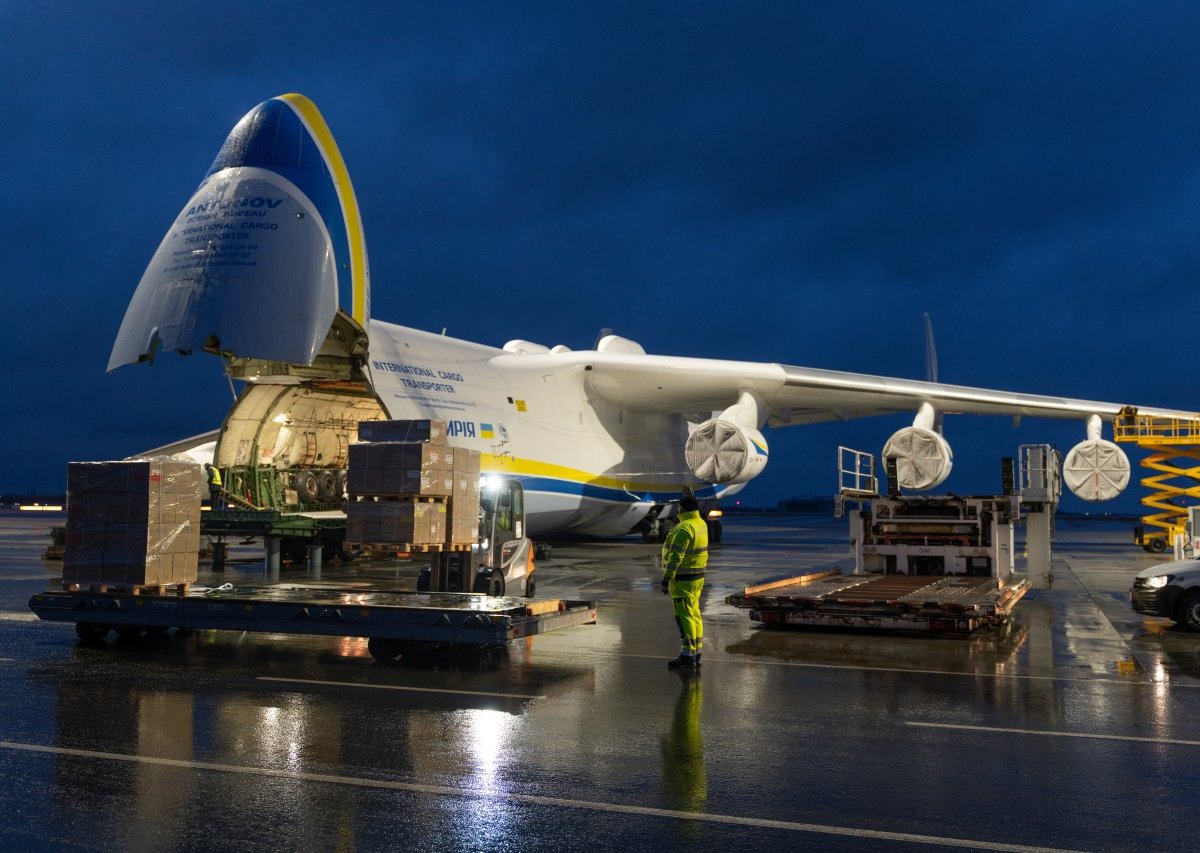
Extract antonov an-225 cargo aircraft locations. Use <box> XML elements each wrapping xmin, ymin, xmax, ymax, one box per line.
<box><xmin>108</xmin><ymin>94</ymin><xmax>1194</xmax><ymax>538</ymax></box>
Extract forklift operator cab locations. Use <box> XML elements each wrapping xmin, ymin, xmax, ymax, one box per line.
<box><xmin>419</xmin><ymin>477</ymin><xmax>536</xmax><ymax>598</ymax></box>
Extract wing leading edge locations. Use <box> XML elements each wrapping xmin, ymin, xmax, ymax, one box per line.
<box><xmin>576</xmin><ymin>352</ymin><xmax>1197</xmax><ymax>426</ymax></box>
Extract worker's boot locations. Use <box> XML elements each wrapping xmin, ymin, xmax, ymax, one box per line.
<box><xmin>666</xmin><ymin>654</ymin><xmax>697</xmax><ymax>670</ymax></box>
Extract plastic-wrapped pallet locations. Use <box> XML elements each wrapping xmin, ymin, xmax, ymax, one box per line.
<box><xmin>356</xmin><ymin>419</ymin><xmax>447</xmax><ymax>444</ymax></box>
<box><xmin>63</xmin><ymin>459</ymin><xmax>203</xmax><ymax>586</ymax></box>
<box><xmin>346</xmin><ymin>442</ymin><xmax>453</xmax><ymax>497</ymax></box>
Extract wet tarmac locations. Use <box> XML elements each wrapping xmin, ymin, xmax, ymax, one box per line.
<box><xmin>2</xmin><ymin>510</ymin><xmax>1198</xmax><ymax>852</ymax></box>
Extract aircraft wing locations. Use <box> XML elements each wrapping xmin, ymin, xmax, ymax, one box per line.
<box><xmin>576</xmin><ymin>351</ymin><xmax>1197</xmax><ymax>425</ymax></box>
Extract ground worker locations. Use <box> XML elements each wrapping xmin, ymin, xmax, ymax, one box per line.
<box><xmin>660</xmin><ymin>490</ymin><xmax>708</xmax><ymax>670</ymax></box>
<box><xmin>204</xmin><ymin>463</ymin><xmax>224</xmax><ymax>509</ymax></box>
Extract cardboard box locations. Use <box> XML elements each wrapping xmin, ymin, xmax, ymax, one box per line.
<box><xmin>63</xmin><ymin>460</ymin><xmax>203</xmax><ymax>586</ymax></box>
<box><xmin>357</xmin><ymin>419</ymin><xmax>448</xmax><ymax>444</ymax></box>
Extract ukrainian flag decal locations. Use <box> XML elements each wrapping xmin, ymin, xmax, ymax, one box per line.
<box><xmin>480</xmin><ymin>423</ymin><xmax>495</xmax><ymax>439</ymax></box>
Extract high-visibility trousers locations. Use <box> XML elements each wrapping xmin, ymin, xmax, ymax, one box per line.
<box><xmin>669</xmin><ymin>576</ymin><xmax>704</xmax><ymax>657</ymax></box>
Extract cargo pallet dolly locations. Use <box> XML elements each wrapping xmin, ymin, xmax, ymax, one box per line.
<box><xmin>725</xmin><ymin>447</ymin><xmax>1064</xmax><ymax>634</ymax></box>
<box><xmin>29</xmin><ymin>481</ymin><xmax>595</xmax><ymax>661</ymax></box>
<box><xmin>28</xmin><ymin>585</ymin><xmax>596</xmax><ymax>662</ymax></box>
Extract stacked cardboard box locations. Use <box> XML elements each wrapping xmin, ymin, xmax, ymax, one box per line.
<box><xmin>346</xmin><ymin>419</ymin><xmax>482</xmax><ymax>547</ymax></box>
<box><xmin>345</xmin><ymin>500</ymin><xmax>438</xmax><ymax>544</ymax></box>
<box><xmin>357</xmin><ymin>419</ymin><xmax>448</xmax><ymax>444</ymax></box>
<box><xmin>63</xmin><ymin>460</ymin><xmax>203</xmax><ymax>586</ymax></box>
<box><xmin>346</xmin><ymin>442</ymin><xmax>454</xmax><ymax>497</ymax></box>
<box><xmin>449</xmin><ymin>446</ymin><xmax>482</xmax><ymax>545</ymax></box>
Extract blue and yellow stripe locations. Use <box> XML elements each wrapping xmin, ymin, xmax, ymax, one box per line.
<box><xmin>205</xmin><ymin>94</ymin><xmax>370</xmax><ymax>328</ymax></box>
<box><xmin>483</xmin><ymin>454</ymin><xmax>725</xmax><ymax>503</ymax></box>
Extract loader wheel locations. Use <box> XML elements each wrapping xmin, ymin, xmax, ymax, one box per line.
<box><xmin>525</xmin><ymin>577</ymin><xmax>536</xmax><ymax>599</ymax></box>
<box><xmin>115</xmin><ymin>626</ymin><xmax>145</xmax><ymax>641</ymax></box>
<box><xmin>490</xmin><ymin>574</ymin><xmax>505</xmax><ymax>598</ymax></box>
<box><xmin>1150</xmin><ymin>537</ymin><xmax>1167</xmax><ymax>553</ymax></box>
<box><xmin>368</xmin><ymin>638</ymin><xmax>402</xmax><ymax>661</ymax></box>
<box><xmin>75</xmin><ymin>623</ymin><xmax>110</xmax><ymax>642</ymax></box>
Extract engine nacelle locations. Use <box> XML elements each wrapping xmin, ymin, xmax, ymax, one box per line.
<box><xmin>1063</xmin><ymin>438</ymin><xmax>1130</xmax><ymax>501</ymax></box>
<box><xmin>882</xmin><ymin>426</ymin><xmax>954</xmax><ymax>490</ymax></box>
<box><xmin>684</xmin><ymin>419</ymin><xmax>769</xmax><ymax>485</ymax></box>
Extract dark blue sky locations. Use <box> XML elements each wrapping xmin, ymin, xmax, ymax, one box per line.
<box><xmin>3</xmin><ymin>2</ymin><xmax>1199</xmax><ymax>510</ymax></box>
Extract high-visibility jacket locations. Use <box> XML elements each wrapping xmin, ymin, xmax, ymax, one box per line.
<box><xmin>207</xmin><ymin>466</ymin><xmax>222</xmax><ymax>487</ymax></box>
<box><xmin>661</xmin><ymin>510</ymin><xmax>709</xmax><ymax>582</ymax></box>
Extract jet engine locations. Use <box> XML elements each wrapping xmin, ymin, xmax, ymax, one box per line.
<box><xmin>684</xmin><ymin>419</ymin><xmax>769</xmax><ymax>485</ymax></box>
<box><xmin>1062</xmin><ymin>415</ymin><xmax>1131</xmax><ymax>501</ymax></box>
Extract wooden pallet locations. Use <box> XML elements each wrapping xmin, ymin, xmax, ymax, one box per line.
<box><xmin>347</xmin><ymin>494</ymin><xmax>449</xmax><ymax>503</ymax></box>
<box><xmin>345</xmin><ymin>541</ymin><xmax>474</xmax><ymax>554</ymax></box>
<box><xmin>61</xmin><ymin>581</ymin><xmax>192</xmax><ymax>597</ymax></box>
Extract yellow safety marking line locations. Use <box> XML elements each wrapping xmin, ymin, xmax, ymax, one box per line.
<box><xmin>257</xmin><ymin>676</ymin><xmax>544</xmax><ymax>700</ymax></box>
<box><xmin>906</xmin><ymin>721</ymin><xmax>1200</xmax><ymax>747</ymax></box>
<box><xmin>0</xmin><ymin>740</ymin><xmax>1086</xmax><ymax>852</ymax></box>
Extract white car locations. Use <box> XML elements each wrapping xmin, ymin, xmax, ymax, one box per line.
<box><xmin>1131</xmin><ymin>558</ymin><xmax>1200</xmax><ymax>631</ymax></box>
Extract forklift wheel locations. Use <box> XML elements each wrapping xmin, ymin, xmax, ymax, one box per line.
<box><xmin>525</xmin><ymin>577</ymin><xmax>536</xmax><ymax>599</ymax></box>
<box><xmin>490</xmin><ymin>574</ymin><xmax>505</xmax><ymax>598</ymax></box>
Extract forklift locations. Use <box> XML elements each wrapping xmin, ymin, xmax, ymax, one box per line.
<box><xmin>417</xmin><ymin>477</ymin><xmax>536</xmax><ymax>597</ymax></box>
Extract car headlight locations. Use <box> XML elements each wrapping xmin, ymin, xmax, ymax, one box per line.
<box><xmin>1145</xmin><ymin>575</ymin><xmax>1170</xmax><ymax>589</ymax></box>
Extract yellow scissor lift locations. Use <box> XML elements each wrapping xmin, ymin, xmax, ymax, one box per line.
<box><xmin>1113</xmin><ymin>407</ymin><xmax>1200</xmax><ymax>552</ymax></box>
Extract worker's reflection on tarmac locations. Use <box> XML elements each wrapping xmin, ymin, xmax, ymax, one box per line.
<box><xmin>661</xmin><ymin>671</ymin><xmax>706</xmax><ymax>822</ymax></box>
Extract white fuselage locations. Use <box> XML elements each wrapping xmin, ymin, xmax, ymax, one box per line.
<box><xmin>364</xmin><ymin>319</ymin><xmax>736</xmax><ymax>537</ymax></box>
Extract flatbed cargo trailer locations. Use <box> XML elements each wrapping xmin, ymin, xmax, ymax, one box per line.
<box><xmin>725</xmin><ymin>570</ymin><xmax>1030</xmax><ymax>634</ymax></box>
<box><xmin>28</xmin><ymin>585</ymin><xmax>597</xmax><ymax>661</ymax></box>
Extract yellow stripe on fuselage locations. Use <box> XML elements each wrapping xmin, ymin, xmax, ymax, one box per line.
<box><xmin>278</xmin><ymin>93</ymin><xmax>368</xmax><ymax>327</ymax></box>
<box><xmin>482</xmin><ymin>453</ymin><xmax>688</xmax><ymax>493</ymax></box>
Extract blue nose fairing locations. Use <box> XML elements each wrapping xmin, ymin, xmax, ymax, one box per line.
<box><xmin>109</xmin><ymin>94</ymin><xmax>369</xmax><ymax>371</ymax></box>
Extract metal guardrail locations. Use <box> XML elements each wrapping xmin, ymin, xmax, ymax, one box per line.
<box><xmin>1113</xmin><ymin>413</ymin><xmax>1200</xmax><ymax>445</ymax></box>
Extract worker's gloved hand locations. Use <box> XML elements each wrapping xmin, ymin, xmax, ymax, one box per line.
<box><xmin>660</xmin><ymin>578</ymin><xmax>670</xmax><ymax>595</ymax></box>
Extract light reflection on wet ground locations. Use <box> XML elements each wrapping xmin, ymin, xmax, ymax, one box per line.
<box><xmin>2</xmin><ymin>510</ymin><xmax>1199</xmax><ymax>851</ymax></box>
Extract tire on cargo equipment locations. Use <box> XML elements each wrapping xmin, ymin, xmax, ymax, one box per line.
<box><xmin>367</xmin><ymin>638</ymin><xmax>403</xmax><ymax>661</ymax></box>
<box><xmin>1150</xmin><ymin>537</ymin><xmax>1167</xmax><ymax>553</ymax></box>
<box><xmin>1176</xmin><ymin>590</ymin><xmax>1200</xmax><ymax>632</ymax></box>
<box><xmin>75</xmin><ymin>623</ymin><xmax>110</xmax><ymax>642</ymax></box>
<box><xmin>115</xmin><ymin>626</ymin><xmax>145</xmax><ymax>641</ymax></box>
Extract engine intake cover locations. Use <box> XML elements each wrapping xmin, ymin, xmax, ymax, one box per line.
<box><xmin>882</xmin><ymin>426</ymin><xmax>954</xmax><ymax>490</ymax></box>
<box><xmin>1063</xmin><ymin>438</ymin><xmax>1130</xmax><ymax>502</ymax></box>
<box><xmin>684</xmin><ymin>420</ymin><xmax>769</xmax><ymax>485</ymax></box>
